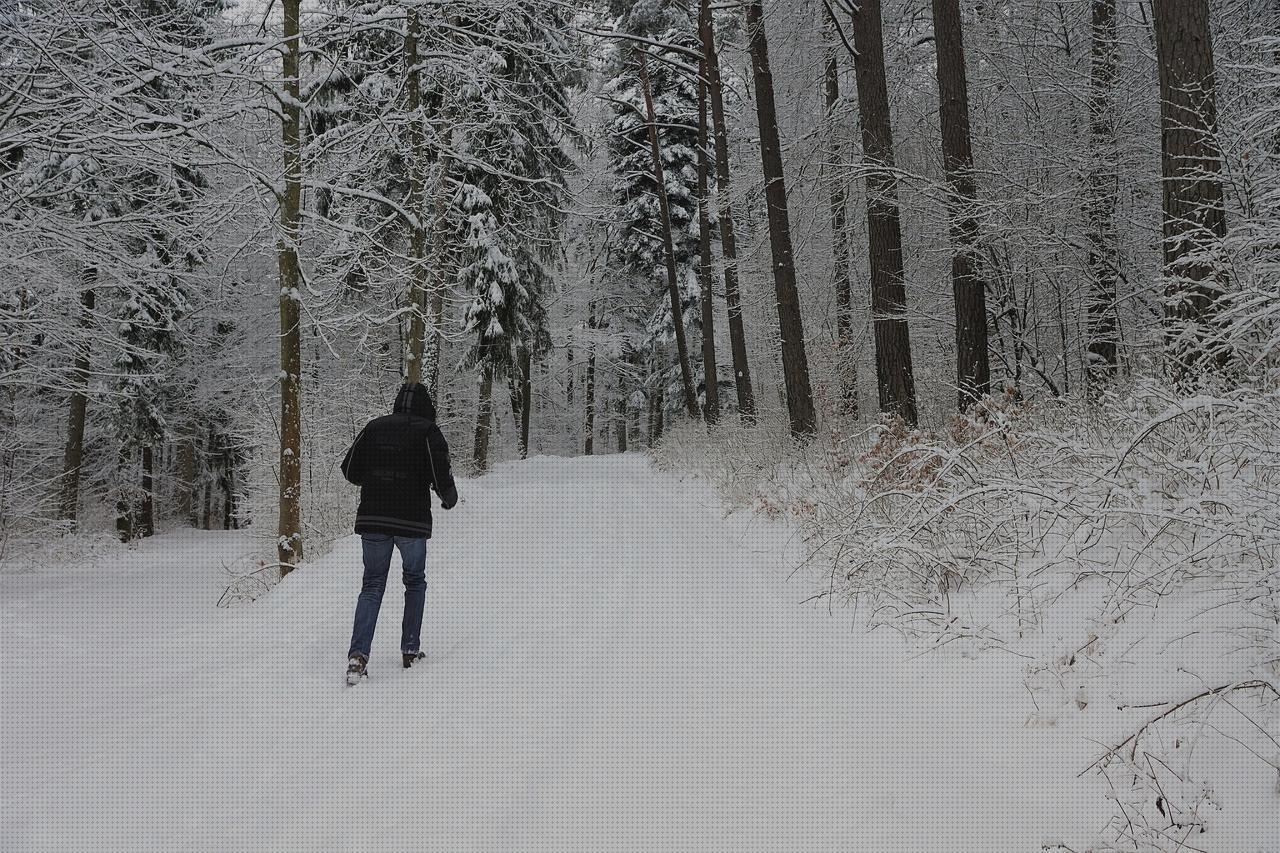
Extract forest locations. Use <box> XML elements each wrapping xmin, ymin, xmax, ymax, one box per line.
<box><xmin>2</xmin><ymin>1</ymin><xmax>1279</xmax><ymax>851</ymax></box>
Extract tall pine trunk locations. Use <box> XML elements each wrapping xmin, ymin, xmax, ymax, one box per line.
<box><xmin>847</xmin><ymin>0</ymin><xmax>918</xmax><ymax>425</ymax></box>
<box><xmin>177</xmin><ymin>433</ymin><xmax>196</xmax><ymax>526</ymax></box>
<box><xmin>1085</xmin><ymin>0</ymin><xmax>1121</xmax><ymax>384</ymax></box>
<box><xmin>1152</xmin><ymin>0</ymin><xmax>1231</xmax><ymax>380</ymax></box>
<box><xmin>423</xmin><ymin>119</ymin><xmax>453</xmax><ymax>396</ymax></box>
<box><xmin>584</xmin><ymin>312</ymin><xmax>596</xmax><ymax>456</ymax></box>
<box><xmin>508</xmin><ymin>347</ymin><xmax>532</xmax><ymax>459</ymax></box>
<box><xmin>745</xmin><ymin>0</ymin><xmax>816</xmax><ymax>439</ymax></box>
<box><xmin>635</xmin><ymin>49</ymin><xmax>699</xmax><ymax>420</ymax></box>
<box><xmin>472</xmin><ymin>369</ymin><xmax>493</xmax><ymax>473</ymax></box>
<box><xmin>616</xmin><ymin>397</ymin><xmax>628</xmax><ymax>452</ymax></box>
<box><xmin>403</xmin><ymin>10</ymin><xmax>430</xmax><ymax>383</ymax></box>
<box><xmin>698</xmin><ymin>0</ymin><xmax>755</xmax><ymax>420</ymax></box>
<box><xmin>58</xmin><ymin>269</ymin><xmax>95</xmax><ymax>525</ymax></box>
<box><xmin>139</xmin><ymin>445</ymin><xmax>154</xmax><ymax>538</ymax></box>
<box><xmin>823</xmin><ymin>16</ymin><xmax>857</xmax><ymax>417</ymax></box>
<box><xmin>931</xmin><ymin>0</ymin><xmax>991</xmax><ymax>410</ymax></box>
<box><xmin>696</xmin><ymin>54</ymin><xmax>720</xmax><ymax>426</ymax></box>
<box><xmin>276</xmin><ymin>0</ymin><xmax>304</xmax><ymax>572</ymax></box>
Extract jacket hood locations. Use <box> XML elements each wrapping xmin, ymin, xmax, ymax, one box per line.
<box><xmin>393</xmin><ymin>383</ymin><xmax>437</xmax><ymax>420</ymax></box>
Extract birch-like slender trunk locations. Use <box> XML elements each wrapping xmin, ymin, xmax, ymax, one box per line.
<box><xmin>276</xmin><ymin>0</ymin><xmax>304</xmax><ymax>572</ymax></box>
<box><xmin>635</xmin><ymin>48</ymin><xmax>699</xmax><ymax>420</ymax></box>
<box><xmin>745</xmin><ymin>0</ymin><xmax>816</xmax><ymax>439</ymax></box>
<box><xmin>698</xmin><ymin>0</ymin><xmax>755</xmax><ymax>420</ymax></box>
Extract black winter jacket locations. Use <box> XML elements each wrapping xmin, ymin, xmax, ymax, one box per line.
<box><xmin>341</xmin><ymin>384</ymin><xmax>458</xmax><ymax>538</ymax></box>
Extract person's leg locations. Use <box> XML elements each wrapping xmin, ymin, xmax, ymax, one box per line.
<box><xmin>396</xmin><ymin>536</ymin><xmax>428</xmax><ymax>654</ymax></box>
<box><xmin>348</xmin><ymin>533</ymin><xmax>394</xmax><ymax>660</ymax></box>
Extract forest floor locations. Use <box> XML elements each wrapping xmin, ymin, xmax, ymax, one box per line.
<box><xmin>1</xmin><ymin>454</ymin><xmax>1274</xmax><ymax>852</ymax></box>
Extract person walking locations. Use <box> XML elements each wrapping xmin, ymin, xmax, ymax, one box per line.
<box><xmin>340</xmin><ymin>382</ymin><xmax>458</xmax><ymax>685</ymax></box>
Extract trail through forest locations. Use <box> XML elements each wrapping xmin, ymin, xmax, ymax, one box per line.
<box><xmin>2</xmin><ymin>455</ymin><xmax>1262</xmax><ymax>852</ymax></box>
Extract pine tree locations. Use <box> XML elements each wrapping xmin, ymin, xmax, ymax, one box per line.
<box><xmin>455</xmin><ymin>0</ymin><xmax>574</xmax><ymax>470</ymax></box>
<box><xmin>605</xmin><ymin>6</ymin><xmax>709</xmax><ymax>421</ymax></box>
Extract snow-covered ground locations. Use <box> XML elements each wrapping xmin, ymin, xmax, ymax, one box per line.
<box><xmin>2</xmin><ymin>455</ymin><xmax>1274</xmax><ymax>852</ymax></box>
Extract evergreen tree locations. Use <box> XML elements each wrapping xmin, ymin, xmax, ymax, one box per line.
<box><xmin>604</xmin><ymin>5</ymin><xmax>710</xmax><ymax>417</ymax></box>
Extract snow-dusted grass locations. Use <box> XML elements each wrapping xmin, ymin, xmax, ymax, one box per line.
<box><xmin>654</xmin><ymin>384</ymin><xmax>1280</xmax><ymax>851</ymax></box>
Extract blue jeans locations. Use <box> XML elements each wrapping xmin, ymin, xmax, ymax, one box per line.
<box><xmin>348</xmin><ymin>533</ymin><xmax>427</xmax><ymax>660</ymax></box>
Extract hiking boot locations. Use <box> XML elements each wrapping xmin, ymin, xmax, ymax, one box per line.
<box><xmin>402</xmin><ymin>650</ymin><xmax>426</xmax><ymax>669</ymax></box>
<box><xmin>346</xmin><ymin>654</ymin><xmax>368</xmax><ymax>686</ymax></box>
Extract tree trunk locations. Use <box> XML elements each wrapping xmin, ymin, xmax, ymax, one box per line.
<box><xmin>403</xmin><ymin>10</ymin><xmax>430</xmax><ymax>384</ymax></box>
<box><xmin>519</xmin><ymin>348</ymin><xmax>531</xmax><ymax>458</ymax></box>
<box><xmin>1084</xmin><ymin>0</ymin><xmax>1121</xmax><ymax>385</ymax></box>
<box><xmin>423</xmin><ymin>122</ymin><xmax>453</xmax><ymax>396</ymax></box>
<box><xmin>139</xmin><ymin>445</ymin><xmax>154</xmax><ymax>538</ymax></box>
<box><xmin>472</xmin><ymin>369</ymin><xmax>493</xmax><ymax>473</ymax></box>
<box><xmin>177</xmin><ymin>433</ymin><xmax>196</xmax><ymax>526</ymax></box>
<box><xmin>1152</xmin><ymin>0</ymin><xmax>1231</xmax><ymax>380</ymax></box>
<box><xmin>508</xmin><ymin>347</ymin><xmax>531</xmax><ymax>459</ymax></box>
<box><xmin>222</xmin><ymin>441</ymin><xmax>236</xmax><ymax>531</ymax></box>
<box><xmin>203</xmin><ymin>430</ymin><xmax>214</xmax><ymax>530</ymax></box>
<box><xmin>823</xmin><ymin>15</ymin><xmax>857</xmax><ymax>418</ymax></box>
<box><xmin>58</xmin><ymin>269</ymin><xmax>95</xmax><ymax>525</ymax></box>
<box><xmin>635</xmin><ymin>48</ymin><xmax>700</xmax><ymax>420</ymax></box>
<box><xmin>651</xmin><ymin>387</ymin><xmax>664</xmax><ymax>444</ymax></box>
<box><xmin>847</xmin><ymin>0</ymin><xmax>919</xmax><ymax>425</ymax></box>
<box><xmin>277</xmin><ymin>0</ymin><xmax>304</xmax><ymax>572</ymax></box>
<box><xmin>745</xmin><ymin>0</ymin><xmax>816</xmax><ymax>439</ymax></box>
<box><xmin>698</xmin><ymin>0</ymin><xmax>755</xmax><ymax>421</ymax></box>
<box><xmin>931</xmin><ymin>0</ymin><xmax>991</xmax><ymax>411</ymax></box>
<box><xmin>584</xmin><ymin>336</ymin><xmax>596</xmax><ymax>456</ymax></box>
<box><xmin>696</xmin><ymin>53</ymin><xmax>720</xmax><ymax>426</ymax></box>
<box><xmin>566</xmin><ymin>340</ymin><xmax>575</xmax><ymax>407</ymax></box>
<box><xmin>616</xmin><ymin>397</ymin><xmax>628</xmax><ymax>452</ymax></box>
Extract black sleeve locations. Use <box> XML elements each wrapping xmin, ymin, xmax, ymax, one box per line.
<box><xmin>425</xmin><ymin>423</ymin><xmax>458</xmax><ymax>509</ymax></box>
<box><xmin>341</xmin><ymin>427</ymin><xmax>367</xmax><ymax>485</ymax></box>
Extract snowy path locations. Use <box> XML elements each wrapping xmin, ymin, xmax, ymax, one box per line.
<box><xmin>2</xmin><ymin>455</ymin><xmax>1112</xmax><ymax>852</ymax></box>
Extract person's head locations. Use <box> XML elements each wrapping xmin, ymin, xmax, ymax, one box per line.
<box><xmin>393</xmin><ymin>382</ymin><xmax>437</xmax><ymax>421</ymax></box>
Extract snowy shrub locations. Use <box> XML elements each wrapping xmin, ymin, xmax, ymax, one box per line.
<box><xmin>654</xmin><ymin>379</ymin><xmax>1280</xmax><ymax>851</ymax></box>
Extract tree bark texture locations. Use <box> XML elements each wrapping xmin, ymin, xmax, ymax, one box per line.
<box><xmin>696</xmin><ymin>55</ymin><xmax>720</xmax><ymax>426</ymax></box>
<box><xmin>403</xmin><ymin>10</ymin><xmax>430</xmax><ymax>384</ymax></box>
<box><xmin>745</xmin><ymin>0</ymin><xmax>816</xmax><ymax>439</ymax></box>
<box><xmin>847</xmin><ymin>0</ymin><xmax>918</xmax><ymax>425</ymax></box>
<box><xmin>635</xmin><ymin>48</ymin><xmax>700</xmax><ymax>420</ymax></box>
<box><xmin>823</xmin><ymin>16</ymin><xmax>857</xmax><ymax>418</ymax></box>
<box><xmin>1085</xmin><ymin>0</ymin><xmax>1121</xmax><ymax>384</ymax></box>
<box><xmin>508</xmin><ymin>347</ymin><xmax>532</xmax><ymax>458</ymax></box>
<box><xmin>931</xmin><ymin>0</ymin><xmax>991</xmax><ymax>410</ymax></box>
<box><xmin>1152</xmin><ymin>0</ymin><xmax>1231</xmax><ymax>378</ymax></box>
<box><xmin>58</xmin><ymin>269</ymin><xmax>95</xmax><ymax>525</ymax></box>
<box><xmin>616</xmin><ymin>397</ymin><xmax>628</xmax><ymax>452</ymax></box>
<box><xmin>699</xmin><ymin>0</ymin><xmax>755</xmax><ymax>421</ymax></box>
<box><xmin>584</xmin><ymin>331</ymin><xmax>596</xmax><ymax>456</ymax></box>
<box><xmin>277</xmin><ymin>0</ymin><xmax>304</xmax><ymax>571</ymax></box>
<box><xmin>472</xmin><ymin>369</ymin><xmax>493</xmax><ymax>472</ymax></box>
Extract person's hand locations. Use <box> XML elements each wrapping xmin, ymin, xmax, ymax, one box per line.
<box><xmin>441</xmin><ymin>496</ymin><xmax>457</xmax><ymax>510</ymax></box>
